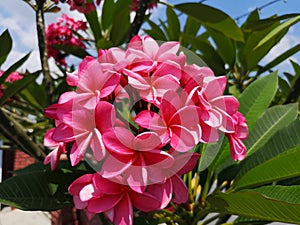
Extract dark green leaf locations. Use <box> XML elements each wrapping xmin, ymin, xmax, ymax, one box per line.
<box><xmin>207</xmin><ymin>191</ymin><xmax>300</xmax><ymax>224</ymax></box>
<box><xmin>144</xmin><ymin>20</ymin><xmax>167</xmax><ymax>41</ymax></box>
<box><xmin>0</xmin><ymin>169</ymin><xmax>85</xmax><ymax>211</ymax></box>
<box><xmin>0</xmin><ymin>70</ymin><xmax>41</xmax><ymax>106</ymax></box>
<box><xmin>110</xmin><ymin>7</ymin><xmax>130</xmax><ymax>45</ymax></box>
<box><xmin>52</xmin><ymin>44</ymin><xmax>90</xmax><ymax>59</ymax></box>
<box><xmin>0</xmin><ymin>29</ymin><xmax>12</xmax><ymax>66</ymax></box>
<box><xmin>101</xmin><ymin>0</ymin><xmax>115</xmax><ymax>31</ymax></box>
<box><xmin>166</xmin><ymin>7</ymin><xmax>181</xmax><ymax>40</ymax></box>
<box><xmin>0</xmin><ymin>52</ymin><xmax>31</xmax><ymax>85</ymax></box>
<box><xmin>175</xmin><ymin>3</ymin><xmax>244</xmax><ymax>42</ymax></box>
<box><xmin>206</xmin><ymin>28</ymin><xmax>236</xmax><ymax>68</ymax></box>
<box><xmin>85</xmin><ymin>9</ymin><xmax>102</xmax><ymax>44</ymax></box>
<box><xmin>183</xmin><ymin>16</ymin><xmax>201</xmax><ymax>36</ymax></box>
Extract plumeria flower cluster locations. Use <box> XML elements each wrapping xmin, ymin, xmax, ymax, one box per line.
<box><xmin>46</xmin><ymin>14</ymin><xmax>87</xmax><ymax>66</ymax></box>
<box><xmin>44</xmin><ymin>36</ymin><xmax>248</xmax><ymax>225</ymax></box>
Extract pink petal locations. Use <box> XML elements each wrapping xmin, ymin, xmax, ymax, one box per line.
<box><xmin>79</xmin><ymin>183</ymin><xmax>94</xmax><ymax>202</ymax></box>
<box><xmin>125</xmin><ymin>166</ymin><xmax>147</xmax><ymax>193</ymax></box>
<box><xmin>73</xmin><ymin>196</ymin><xmax>88</xmax><ymax>209</ymax></box>
<box><xmin>90</xmin><ymin>128</ymin><xmax>106</xmax><ymax>161</ymax></box>
<box><xmin>200</xmin><ymin>122</ymin><xmax>219</xmax><ymax>143</ymax></box>
<box><xmin>156</xmin><ymin>41</ymin><xmax>180</xmax><ymax>61</ymax></box>
<box><xmin>135</xmin><ymin>110</ymin><xmax>165</xmax><ymax>130</ymax></box>
<box><xmin>101</xmin><ymin>154</ymin><xmax>132</xmax><ymax>178</ymax></box>
<box><xmin>228</xmin><ymin>134</ymin><xmax>247</xmax><ymax>161</ymax></box>
<box><xmin>203</xmin><ymin>76</ymin><xmax>227</xmax><ymax>100</ymax></box>
<box><xmin>52</xmin><ymin>123</ymin><xmax>75</xmax><ymax>142</ymax></box>
<box><xmin>66</xmin><ymin>71</ymin><xmax>79</xmax><ymax>86</ymax></box>
<box><xmin>211</xmin><ymin>96</ymin><xmax>240</xmax><ymax>116</ymax></box>
<box><xmin>147</xmin><ymin>179</ymin><xmax>172</xmax><ymax>209</ymax></box>
<box><xmin>95</xmin><ymin>101</ymin><xmax>116</xmax><ymax>132</ymax></box>
<box><xmin>93</xmin><ymin>174</ymin><xmax>121</xmax><ymax>195</ymax></box>
<box><xmin>160</xmin><ymin>90</ymin><xmax>181</xmax><ymax>123</ymax></box>
<box><xmin>70</xmin><ymin>133</ymin><xmax>93</xmax><ymax>166</ymax></box>
<box><xmin>143</xmin><ymin>36</ymin><xmax>159</xmax><ymax>59</ymax></box>
<box><xmin>171</xmin><ymin>174</ymin><xmax>188</xmax><ymax>204</ymax></box>
<box><xmin>173</xmin><ymin>152</ymin><xmax>200</xmax><ymax>175</ymax></box>
<box><xmin>170</xmin><ymin>125</ymin><xmax>198</xmax><ymax>152</ymax></box>
<box><xmin>130</xmin><ymin>191</ymin><xmax>161</xmax><ymax>212</ymax></box>
<box><xmin>113</xmin><ymin>194</ymin><xmax>133</xmax><ymax>225</ymax></box>
<box><xmin>44</xmin><ymin>128</ymin><xmax>58</xmax><ymax>147</ymax></box>
<box><xmin>68</xmin><ymin>174</ymin><xmax>94</xmax><ymax>195</ymax></box>
<box><xmin>133</xmin><ymin>132</ymin><xmax>161</xmax><ymax>151</ymax></box>
<box><xmin>99</xmin><ymin>71</ymin><xmax>120</xmax><ymax>97</ymax></box>
<box><xmin>87</xmin><ymin>194</ymin><xmax>123</xmax><ymax>213</ymax></box>
<box><xmin>142</xmin><ymin>150</ymin><xmax>174</xmax><ymax>166</ymax></box>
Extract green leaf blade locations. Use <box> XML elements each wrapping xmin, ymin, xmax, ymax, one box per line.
<box><xmin>238</xmin><ymin>72</ymin><xmax>278</xmax><ymax>131</ymax></box>
<box><xmin>0</xmin><ymin>29</ymin><xmax>13</xmax><ymax>66</ymax></box>
<box><xmin>207</xmin><ymin>191</ymin><xmax>300</xmax><ymax>224</ymax></box>
<box><xmin>175</xmin><ymin>3</ymin><xmax>244</xmax><ymax>42</ymax></box>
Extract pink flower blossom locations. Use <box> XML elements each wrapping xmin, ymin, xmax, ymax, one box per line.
<box><xmin>226</xmin><ymin>112</ymin><xmax>248</xmax><ymax>161</ymax></box>
<box><xmin>135</xmin><ymin>90</ymin><xmax>201</xmax><ymax>152</ymax></box>
<box><xmin>68</xmin><ymin>173</ymin><xmax>160</xmax><ymax>225</ymax></box>
<box><xmin>46</xmin><ymin>14</ymin><xmax>87</xmax><ymax>66</ymax></box>
<box><xmin>131</xmin><ymin>0</ymin><xmax>159</xmax><ymax>12</ymax></box>
<box><xmin>101</xmin><ymin>126</ymin><xmax>173</xmax><ymax>192</ymax></box>
<box><xmin>44</xmin><ymin>128</ymin><xmax>66</xmax><ymax>171</ymax></box>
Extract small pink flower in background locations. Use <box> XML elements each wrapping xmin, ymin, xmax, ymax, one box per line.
<box><xmin>0</xmin><ymin>71</ymin><xmax>23</xmax><ymax>99</ymax></box>
<box><xmin>46</xmin><ymin>14</ymin><xmax>87</xmax><ymax>66</ymax></box>
<box><xmin>226</xmin><ymin>112</ymin><xmax>248</xmax><ymax>161</ymax></box>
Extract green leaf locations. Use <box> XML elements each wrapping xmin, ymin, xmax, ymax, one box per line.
<box><xmin>0</xmin><ymin>169</ymin><xmax>85</xmax><ymax>211</ymax></box>
<box><xmin>0</xmin><ymin>52</ymin><xmax>31</xmax><ymax>85</ymax></box>
<box><xmin>238</xmin><ymin>72</ymin><xmax>278</xmax><ymax>131</ymax></box>
<box><xmin>244</xmin><ymin>103</ymin><xmax>298</xmax><ymax>156</ymax></box>
<box><xmin>237</xmin><ymin>118</ymin><xmax>300</xmax><ymax>180</ymax></box>
<box><xmin>180</xmin><ymin>33</ymin><xmax>225</xmax><ymax>75</ymax></box>
<box><xmin>52</xmin><ymin>44</ymin><xmax>90</xmax><ymax>59</ymax></box>
<box><xmin>145</xmin><ymin>20</ymin><xmax>167</xmax><ymax>41</ymax></box>
<box><xmin>20</xmin><ymin>81</ymin><xmax>49</xmax><ymax>111</ymax></box>
<box><xmin>101</xmin><ymin>0</ymin><xmax>114</xmax><ymax>31</ymax></box>
<box><xmin>207</xmin><ymin>190</ymin><xmax>300</xmax><ymax>224</ymax></box>
<box><xmin>183</xmin><ymin>16</ymin><xmax>201</xmax><ymax>36</ymax></box>
<box><xmin>0</xmin><ymin>29</ymin><xmax>12</xmax><ymax>66</ymax></box>
<box><xmin>258</xmin><ymin>44</ymin><xmax>300</xmax><ymax>75</ymax></box>
<box><xmin>251</xmin><ymin>185</ymin><xmax>300</xmax><ymax>204</ymax></box>
<box><xmin>85</xmin><ymin>9</ymin><xmax>102</xmax><ymax>44</ymax></box>
<box><xmin>255</xmin><ymin>15</ymin><xmax>300</xmax><ymax>49</ymax></box>
<box><xmin>166</xmin><ymin>7</ymin><xmax>181</xmax><ymax>40</ymax></box>
<box><xmin>233</xmin><ymin>147</ymin><xmax>300</xmax><ymax>190</ymax></box>
<box><xmin>206</xmin><ymin>28</ymin><xmax>236</xmax><ymax>68</ymax></box>
<box><xmin>175</xmin><ymin>3</ymin><xmax>244</xmax><ymax>42</ymax></box>
<box><xmin>0</xmin><ymin>70</ymin><xmax>41</xmax><ymax>106</ymax></box>
<box><xmin>110</xmin><ymin>7</ymin><xmax>130</xmax><ymax>46</ymax></box>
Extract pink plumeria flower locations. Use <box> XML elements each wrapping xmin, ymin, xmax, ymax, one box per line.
<box><xmin>52</xmin><ymin>101</ymin><xmax>115</xmax><ymax>166</ymax></box>
<box><xmin>226</xmin><ymin>112</ymin><xmax>248</xmax><ymax>160</ymax></box>
<box><xmin>124</xmin><ymin>61</ymin><xmax>181</xmax><ymax>106</ymax></box>
<box><xmin>126</xmin><ymin>36</ymin><xmax>185</xmax><ymax>73</ymax></box>
<box><xmin>101</xmin><ymin>126</ymin><xmax>173</xmax><ymax>193</ymax></box>
<box><xmin>68</xmin><ymin>173</ymin><xmax>161</xmax><ymax>225</ymax></box>
<box><xmin>72</xmin><ymin>56</ymin><xmax>120</xmax><ymax>109</ymax></box>
<box><xmin>135</xmin><ymin>90</ymin><xmax>201</xmax><ymax>152</ymax></box>
<box><xmin>44</xmin><ymin>128</ymin><xmax>66</xmax><ymax>171</ymax></box>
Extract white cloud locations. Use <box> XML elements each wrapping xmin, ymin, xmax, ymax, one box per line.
<box><xmin>262</xmin><ymin>32</ymin><xmax>300</xmax><ymax>74</ymax></box>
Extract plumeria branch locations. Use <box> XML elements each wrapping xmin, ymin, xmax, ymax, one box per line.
<box><xmin>0</xmin><ymin>108</ymin><xmax>46</xmax><ymax>161</ymax></box>
<box><xmin>35</xmin><ymin>0</ymin><xmax>55</xmax><ymax>104</ymax></box>
<box><xmin>128</xmin><ymin>0</ymin><xmax>151</xmax><ymax>40</ymax></box>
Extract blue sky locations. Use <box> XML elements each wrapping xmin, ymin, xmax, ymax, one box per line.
<box><xmin>0</xmin><ymin>0</ymin><xmax>299</xmax><ymax>75</ymax></box>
